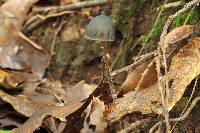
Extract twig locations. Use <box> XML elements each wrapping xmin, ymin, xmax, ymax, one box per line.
<box><xmin>155</xmin><ymin>47</ymin><xmax>171</xmax><ymax>132</ymax></box>
<box><xmin>183</xmin><ymin>6</ymin><xmax>196</xmax><ymax>25</ymax></box>
<box><xmin>170</xmin><ymin>77</ymin><xmax>199</xmax><ymax>132</ymax></box>
<box><xmin>156</xmin><ymin>1</ymin><xmax>185</xmax><ymax>11</ymax></box>
<box><xmin>23</xmin><ymin>11</ymin><xmax>73</xmax><ymax>34</ymax></box>
<box><xmin>111</xmin><ymin>51</ymin><xmax>155</xmax><ymax>76</ymax></box>
<box><xmin>149</xmin><ymin>96</ymin><xmax>200</xmax><ymax>133</ymax></box>
<box><xmin>18</xmin><ymin>32</ymin><xmax>43</xmax><ymax>50</ymax></box>
<box><xmin>133</xmin><ymin>60</ymin><xmax>155</xmax><ymax>97</ymax></box>
<box><xmin>111</xmin><ymin>41</ymin><xmax>124</xmax><ymax>71</ymax></box>
<box><xmin>33</xmin><ymin>0</ymin><xmax>109</xmax><ymax>13</ymax></box>
<box><xmin>50</xmin><ymin>18</ymin><xmax>66</xmax><ymax>60</ymax></box>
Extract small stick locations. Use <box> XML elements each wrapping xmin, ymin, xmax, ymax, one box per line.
<box><xmin>18</xmin><ymin>32</ymin><xmax>43</xmax><ymax>50</ymax></box>
<box><xmin>23</xmin><ymin>11</ymin><xmax>73</xmax><ymax>33</ymax></box>
<box><xmin>149</xmin><ymin>96</ymin><xmax>200</xmax><ymax>133</ymax></box>
<box><xmin>50</xmin><ymin>18</ymin><xmax>66</xmax><ymax>60</ymax></box>
<box><xmin>111</xmin><ymin>51</ymin><xmax>155</xmax><ymax>76</ymax></box>
<box><xmin>33</xmin><ymin>0</ymin><xmax>109</xmax><ymax>13</ymax></box>
<box><xmin>155</xmin><ymin>48</ymin><xmax>171</xmax><ymax>132</ymax></box>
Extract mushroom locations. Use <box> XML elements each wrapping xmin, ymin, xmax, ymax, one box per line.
<box><xmin>85</xmin><ymin>12</ymin><xmax>116</xmax><ymax>100</ymax></box>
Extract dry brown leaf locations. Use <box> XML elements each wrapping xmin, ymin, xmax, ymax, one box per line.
<box><xmin>13</xmin><ymin>102</ymin><xmax>84</xmax><ymax>133</ymax></box>
<box><xmin>118</xmin><ymin>61</ymin><xmax>157</xmax><ymax>97</ymax></box>
<box><xmin>0</xmin><ymin>88</ymin><xmax>84</xmax><ymax>133</ymax></box>
<box><xmin>81</xmin><ymin>97</ymin><xmax>107</xmax><ymax>133</ymax></box>
<box><xmin>0</xmin><ymin>0</ymin><xmax>49</xmax><ymax>79</ymax></box>
<box><xmin>0</xmin><ymin>70</ymin><xmax>22</xmax><ymax>89</ymax></box>
<box><xmin>163</xmin><ymin>25</ymin><xmax>193</xmax><ymax>47</ymax></box>
<box><xmin>65</xmin><ymin>80</ymin><xmax>97</xmax><ymax>105</ymax></box>
<box><xmin>104</xmin><ymin>37</ymin><xmax>200</xmax><ymax>122</ymax></box>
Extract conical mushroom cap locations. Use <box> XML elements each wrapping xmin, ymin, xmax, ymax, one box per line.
<box><xmin>85</xmin><ymin>14</ymin><xmax>115</xmax><ymax>41</ymax></box>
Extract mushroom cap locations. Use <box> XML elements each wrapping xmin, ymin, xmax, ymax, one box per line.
<box><xmin>85</xmin><ymin>14</ymin><xmax>115</xmax><ymax>42</ymax></box>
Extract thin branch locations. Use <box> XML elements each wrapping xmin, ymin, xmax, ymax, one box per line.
<box><xmin>133</xmin><ymin>59</ymin><xmax>155</xmax><ymax>97</ymax></box>
<box><xmin>33</xmin><ymin>0</ymin><xmax>110</xmax><ymax>13</ymax></box>
<box><xmin>149</xmin><ymin>96</ymin><xmax>200</xmax><ymax>133</ymax></box>
<box><xmin>18</xmin><ymin>32</ymin><xmax>43</xmax><ymax>50</ymax></box>
<box><xmin>156</xmin><ymin>1</ymin><xmax>185</xmax><ymax>11</ymax></box>
<box><xmin>50</xmin><ymin>18</ymin><xmax>66</xmax><ymax>60</ymax></box>
<box><xmin>155</xmin><ymin>47</ymin><xmax>171</xmax><ymax>132</ymax></box>
<box><xmin>23</xmin><ymin>11</ymin><xmax>73</xmax><ymax>34</ymax></box>
<box><xmin>111</xmin><ymin>51</ymin><xmax>155</xmax><ymax>76</ymax></box>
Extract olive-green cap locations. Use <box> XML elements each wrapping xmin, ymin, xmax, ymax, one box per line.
<box><xmin>85</xmin><ymin>13</ymin><xmax>115</xmax><ymax>42</ymax></box>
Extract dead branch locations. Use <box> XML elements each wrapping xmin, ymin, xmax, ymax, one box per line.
<box><xmin>149</xmin><ymin>96</ymin><xmax>200</xmax><ymax>133</ymax></box>
<box><xmin>18</xmin><ymin>32</ymin><xmax>43</xmax><ymax>50</ymax></box>
<box><xmin>111</xmin><ymin>51</ymin><xmax>155</xmax><ymax>76</ymax></box>
<box><xmin>50</xmin><ymin>18</ymin><xmax>66</xmax><ymax>60</ymax></box>
<box><xmin>23</xmin><ymin>10</ymin><xmax>74</xmax><ymax>33</ymax></box>
<box><xmin>32</xmin><ymin>0</ymin><xmax>110</xmax><ymax>13</ymax></box>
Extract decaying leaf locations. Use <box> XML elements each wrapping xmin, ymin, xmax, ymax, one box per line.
<box><xmin>0</xmin><ymin>0</ymin><xmax>50</xmax><ymax>79</ymax></box>
<box><xmin>13</xmin><ymin>102</ymin><xmax>84</xmax><ymax>133</ymax></box>
<box><xmin>104</xmin><ymin>37</ymin><xmax>200</xmax><ymax>121</ymax></box>
<box><xmin>81</xmin><ymin>97</ymin><xmax>107</xmax><ymax>133</ymax></box>
<box><xmin>0</xmin><ymin>70</ymin><xmax>22</xmax><ymax>89</ymax></box>
<box><xmin>0</xmin><ymin>88</ymin><xmax>84</xmax><ymax>133</ymax></box>
<box><xmin>65</xmin><ymin>80</ymin><xmax>97</xmax><ymax>105</ymax></box>
<box><xmin>118</xmin><ymin>61</ymin><xmax>157</xmax><ymax>97</ymax></box>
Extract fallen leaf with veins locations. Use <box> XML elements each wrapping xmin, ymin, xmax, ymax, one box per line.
<box><xmin>104</xmin><ymin>37</ymin><xmax>200</xmax><ymax>121</ymax></box>
<box><xmin>0</xmin><ymin>89</ymin><xmax>84</xmax><ymax>133</ymax></box>
<box><xmin>81</xmin><ymin>97</ymin><xmax>107</xmax><ymax>133</ymax></box>
<box><xmin>118</xmin><ymin>61</ymin><xmax>157</xmax><ymax>97</ymax></box>
<box><xmin>13</xmin><ymin>102</ymin><xmax>84</xmax><ymax>133</ymax></box>
<box><xmin>65</xmin><ymin>80</ymin><xmax>97</xmax><ymax>105</ymax></box>
<box><xmin>0</xmin><ymin>0</ymin><xmax>49</xmax><ymax>79</ymax></box>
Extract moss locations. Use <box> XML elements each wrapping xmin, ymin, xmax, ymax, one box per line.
<box><xmin>150</xmin><ymin>14</ymin><xmax>167</xmax><ymax>40</ymax></box>
<box><xmin>171</xmin><ymin>8</ymin><xmax>200</xmax><ymax>29</ymax></box>
<box><xmin>112</xmin><ymin>46</ymin><xmax>127</xmax><ymax>70</ymax></box>
<box><xmin>138</xmin><ymin>13</ymin><xmax>167</xmax><ymax>46</ymax></box>
<box><xmin>50</xmin><ymin>40</ymin><xmax>73</xmax><ymax>79</ymax></box>
<box><xmin>72</xmin><ymin>53</ymin><xmax>87</xmax><ymax>68</ymax></box>
<box><xmin>0</xmin><ymin>130</ymin><xmax>11</xmax><ymax>133</ymax></box>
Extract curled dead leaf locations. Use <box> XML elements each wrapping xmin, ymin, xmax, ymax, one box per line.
<box><xmin>0</xmin><ymin>0</ymin><xmax>50</xmax><ymax>79</ymax></box>
<box><xmin>81</xmin><ymin>97</ymin><xmax>107</xmax><ymax>133</ymax></box>
<box><xmin>118</xmin><ymin>61</ymin><xmax>157</xmax><ymax>97</ymax></box>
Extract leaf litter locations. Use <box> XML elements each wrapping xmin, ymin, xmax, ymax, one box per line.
<box><xmin>0</xmin><ymin>0</ymin><xmax>200</xmax><ymax>132</ymax></box>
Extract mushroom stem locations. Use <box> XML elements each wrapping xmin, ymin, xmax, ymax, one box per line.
<box><xmin>101</xmin><ymin>42</ymin><xmax>117</xmax><ymax>100</ymax></box>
